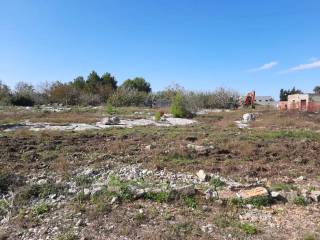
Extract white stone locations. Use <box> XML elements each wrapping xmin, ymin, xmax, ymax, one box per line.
<box><xmin>196</xmin><ymin>170</ymin><xmax>209</xmax><ymax>182</ymax></box>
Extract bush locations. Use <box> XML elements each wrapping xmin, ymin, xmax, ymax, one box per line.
<box><xmin>109</xmin><ymin>88</ymin><xmax>149</xmax><ymax>107</ymax></box>
<box><xmin>239</xmin><ymin>223</ymin><xmax>258</xmax><ymax>235</ymax></box>
<box><xmin>154</xmin><ymin>111</ymin><xmax>162</xmax><ymax>121</ymax></box>
<box><xmin>32</xmin><ymin>201</ymin><xmax>50</xmax><ymax>215</ymax></box>
<box><xmin>11</xmin><ymin>82</ymin><xmax>37</xmax><ymax>106</ymax></box>
<box><xmin>0</xmin><ymin>81</ymin><xmax>12</xmax><ymax>105</ymax></box>
<box><xmin>0</xmin><ymin>172</ymin><xmax>23</xmax><ymax>194</ymax></box>
<box><xmin>11</xmin><ymin>95</ymin><xmax>35</xmax><ymax>106</ymax></box>
<box><xmin>293</xmin><ymin>196</ymin><xmax>308</xmax><ymax>206</ymax></box>
<box><xmin>170</xmin><ymin>93</ymin><xmax>191</xmax><ymax>118</ymax></box>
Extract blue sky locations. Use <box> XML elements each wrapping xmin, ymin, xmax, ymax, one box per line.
<box><xmin>1</xmin><ymin>0</ymin><xmax>319</xmax><ymax>99</ymax></box>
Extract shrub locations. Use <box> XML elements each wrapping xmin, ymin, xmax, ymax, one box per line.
<box><xmin>239</xmin><ymin>223</ymin><xmax>258</xmax><ymax>235</ymax></box>
<box><xmin>11</xmin><ymin>82</ymin><xmax>36</xmax><ymax>106</ymax></box>
<box><xmin>154</xmin><ymin>111</ymin><xmax>162</xmax><ymax>122</ymax></box>
<box><xmin>182</xmin><ymin>195</ymin><xmax>197</xmax><ymax>208</ymax></box>
<box><xmin>0</xmin><ymin>81</ymin><xmax>12</xmax><ymax>105</ymax></box>
<box><xmin>0</xmin><ymin>199</ymin><xmax>9</xmax><ymax>216</ymax></box>
<box><xmin>11</xmin><ymin>95</ymin><xmax>35</xmax><ymax>106</ymax></box>
<box><xmin>106</xmin><ymin>102</ymin><xmax>116</xmax><ymax>114</ymax></box>
<box><xmin>14</xmin><ymin>183</ymin><xmax>64</xmax><ymax>206</ymax></box>
<box><xmin>229</xmin><ymin>196</ymin><xmax>272</xmax><ymax>208</ymax></box>
<box><xmin>32</xmin><ymin>201</ymin><xmax>50</xmax><ymax>215</ymax></box>
<box><xmin>210</xmin><ymin>177</ymin><xmax>226</xmax><ymax>190</ymax></box>
<box><xmin>56</xmin><ymin>232</ymin><xmax>78</xmax><ymax>240</ymax></box>
<box><xmin>293</xmin><ymin>196</ymin><xmax>308</xmax><ymax>206</ymax></box>
<box><xmin>75</xmin><ymin>175</ymin><xmax>93</xmax><ymax>187</ymax></box>
<box><xmin>170</xmin><ymin>93</ymin><xmax>191</xmax><ymax>118</ymax></box>
<box><xmin>109</xmin><ymin>88</ymin><xmax>149</xmax><ymax>107</ymax></box>
<box><xmin>0</xmin><ymin>172</ymin><xmax>23</xmax><ymax>194</ymax></box>
<box><xmin>144</xmin><ymin>191</ymin><xmax>170</xmax><ymax>203</ymax></box>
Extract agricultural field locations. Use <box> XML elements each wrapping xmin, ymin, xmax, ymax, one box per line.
<box><xmin>1</xmin><ymin>106</ymin><xmax>320</xmax><ymax>240</ymax></box>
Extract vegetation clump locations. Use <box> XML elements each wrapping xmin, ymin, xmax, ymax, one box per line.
<box><xmin>170</xmin><ymin>93</ymin><xmax>191</xmax><ymax>118</ymax></box>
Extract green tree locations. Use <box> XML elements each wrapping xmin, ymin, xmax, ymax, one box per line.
<box><xmin>11</xmin><ymin>82</ymin><xmax>36</xmax><ymax>106</ymax></box>
<box><xmin>72</xmin><ymin>76</ymin><xmax>86</xmax><ymax>90</ymax></box>
<box><xmin>279</xmin><ymin>87</ymin><xmax>302</xmax><ymax>101</ymax></box>
<box><xmin>0</xmin><ymin>81</ymin><xmax>11</xmax><ymax>105</ymax></box>
<box><xmin>101</xmin><ymin>72</ymin><xmax>117</xmax><ymax>90</ymax></box>
<box><xmin>121</xmin><ymin>77</ymin><xmax>151</xmax><ymax>93</ymax></box>
<box><xmin>313</xmin><ymin>86</ymin><xmax>320</xmax><ymax>94</ymax></box>
<box><xmin>86</xmin><ymin>71</ymin><xmax>101</xmax><ymax>93</ymax></box>
<box><xmin>170</xmin><ymin>93</ymin><xmax>190</xmax><ymax>118</ymax></box>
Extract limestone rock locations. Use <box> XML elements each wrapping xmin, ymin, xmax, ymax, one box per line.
<box><xmin>238</xmin><ymin>187</ymin><xmax>269</xmax><ymax>200</ymax></box>
<box><xmin>187</xmin><ymin>144</ymin><xmax>212</xmax><ymax>155</ymax></box>
<box><xmin>196</xmin><ymin>170</ymin><xmax>210</xmax><ymax>182</ymax></box>
<box><xmin>310</xmin><ymin>191</ymin><xmax>320</xmax><ymax>202</ymax></box>
<box><xmin>242</xmin><ymin>113</ymin><xmax>255</xmax><ymax>123</ymax></box>
<box><xmin>101</xmin><ymin>116</ymin><xmax>120</xmax><ymax>125</ymax></box>
<box><xmin>205</xmin><ymin>188</ymin><xmax>218</xmax><ymax>200</ymax></box>
<box><xmin>172</xmin><ymin>184</ymin><xmax>195</xmax><ymax>197</ymax></box>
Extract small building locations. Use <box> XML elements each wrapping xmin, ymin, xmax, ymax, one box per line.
<box><xmin>254</xmin><ymin>96</ymin><xmax>275</xmax><ymax>106</ymax></box>
<box><xmin>278</xmin><ymin>93</ymin><xmax>320</xmax><ymax>112</ymax></box>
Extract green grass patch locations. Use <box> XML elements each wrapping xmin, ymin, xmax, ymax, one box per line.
<box><xmin>75</xmin><ymin>175</ymin><xmax>93</xmax><ymax>187</ymax></box>
<box><xmin>0</xmin><ymin>199</ymin><xmax>9</xmax><ymax>216</ymax></box>
<box><xmin>182</xmin><ymin>195</ymin><xmax>197</xmax><ymax>208</ymax></box>
<box><xmin>293</xmin><ymin>196</ymin><xmax>308</xmax><ymax>206</ymax></box>
<box><xmin>229</xmin><ymin>196</ymin><xmax>272</xmax><ymax>208</ymax></box>
<box><xmin>14</xmin><ymin>183</ymin><xmax>64</xmax><ymax>206</ymax></box>
<box><xmin>210</xmin><ymin>177</ymin><xmax>226</xmax><ymax>189</ymax></box>
<box><xmin>32</xmin><ymin>201</ymin><xmax>50</xmax><ymax>215</ymax></box>
<box><xmin>239</xmin><ymin>223</ymin><xmax>258</xmax><ymax>235</ymax></box>
<box><xmin>144</xmin><ymin>191</ymin><xmax>170</xmax><ymax>203</ymax></box>
<box><xmin>270</xmin><ymin>183</ymin><xmax>297</xmax><ymax>192</ymax></box>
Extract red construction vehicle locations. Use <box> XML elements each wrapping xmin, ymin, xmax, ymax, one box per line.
<box><xmin>239</xmin><ymin>91</ymin><xmax>256</xmax><ymax>108</ymax></box>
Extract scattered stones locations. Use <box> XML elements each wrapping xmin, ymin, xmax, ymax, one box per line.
<box><xmin>145</xmin><ymin>144</ymin><xmax>155</xmax><ymax>151</ymax></box>
<box><xmin>295</xmin><ymin>175</ymin><xmax>306</xmax><ymax>182</ymax></box>
<box><xmin>110</xmin><ymin>196</ymin><xmax>118</xmax><ymax>204</ymax></box>
<box><xmin>238</xmin><ymin>187</ymin><xmax>269</xmax><ymax>200</ymax></box>
<box><xmin>83</xmin><ymin>188</ymin><xmax>91</xmax><ymax>196</ymax></box>
<box><xmin>201</xmin><ymin>224</ymin><xmax>214</xmax><ymax>233</ymax></box>
<box><xmin>204</xmin><ymin>188</ymin><xmax>218</xmax><ymax>200</ymax></box>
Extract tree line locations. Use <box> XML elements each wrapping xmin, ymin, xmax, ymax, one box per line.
<box><xmin>279</xmin><ymin>86</ymin><xmax>320</xmax><ymax>101</ymax></box>
<box><xmin>0</xmin><ymin>71</ymin><xmax>151</xmax><ymax>106</ymax></box>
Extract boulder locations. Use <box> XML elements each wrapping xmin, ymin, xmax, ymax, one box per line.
<box><xmin>101</xmin><ymin>116</ymin><xmax>120</xmax><ymax>125</ymax></box>
<box><xmin>187</xmin><ymin>144</ymin><xmax>212</xmax><ymax>155</ymax></box>
<box><xmin>270</xmin><ymin>191</ymin><xmax>287</xmax><ymax>202</ymax></box>
<box><xmin>242</xmin><ymin>113</ymin><xmax>255</xmax><ymax>123</ymax></box>
<box><xmin>171</xmin><ymin>184</ymin><xmax>195</xmax><ymax>197</ymax></box>
<box><xmin>238</xmin><ymin>187</ymin><xmax>269</xmax><ymax>200</ymax></box>
<box><xmin>218</xmin><ymin>190</ymin><xmax>237</xmax><ymax>200</ymax></box>
<box><xmin>279</xmin><ymin>190</ymin><xmax>298</xmax><ymax>203</ymax></box>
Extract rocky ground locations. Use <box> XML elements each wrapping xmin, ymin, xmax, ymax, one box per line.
<box><xmin>0</xmin><ymin>107</ymin><xmax>320</xmax><ymax>240</ymax></box>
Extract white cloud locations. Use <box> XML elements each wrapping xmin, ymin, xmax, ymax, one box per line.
<box><xmin>281</xmin><ymin>60</ymin><xmax>320</xmax><ymax>73</ymax></box>
<box><xmin>247</xmin><ymin>61</ymin><xmax>278</xmax><ymax>72</ymax></box>
<box><xmin>309</xmin><ymin>57</ymin><xmax>318</xmax><ymax>62</ymax></box>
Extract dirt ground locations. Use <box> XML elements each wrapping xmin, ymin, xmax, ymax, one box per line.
<box><xmin>0</xmin><ymin>106</ymin><xmax>320</xmax><ymax>240</ymax></box>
